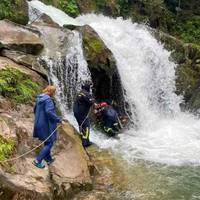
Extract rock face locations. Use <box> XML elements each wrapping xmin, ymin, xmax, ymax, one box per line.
<box><xmin>0</xmin><ymin>54</ymin><xmax>92</xmax><ymax>198</ymax></box>
<box><xmin>155</xmin><ymin>31</ymin><xmax>200</xmax><ymax>112</ymax></box>
<box><xmin>0</xmin><ymin>56</ymin><xmax>46</xmax><ymax>85</ymax></box>
<box><xmin>0</xmin><ymin>108</ymin><xmax>93</xmax><ymax>199</ymax></box>
<box><xmin>1</xmin><ymin>49</ymin><xmax>46</xmax><ymax>77</ymax></box>
<box><xmin>0</xmin><ymin>20</ymin><xmax>43</xmax><ymax>55</ymax></box>
<box><xmin>50</xmin><ymin>123</ymin><xmax>92</xmax><ymax>199</ymax></box>
<box><xmin>79</xmin><ymin>25</ymin><xmax>126</xmax><ymax>114</ymax></box>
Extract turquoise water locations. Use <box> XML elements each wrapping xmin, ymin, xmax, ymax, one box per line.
<box><xmin>109</xmin><ymin>159</ymin><xmax>200</xmax><ymax>200</ymax></box>
<box><xmin>91</xmin><ymin>149</ymin><xmax>200</xmax><ymax>200</ymax></box>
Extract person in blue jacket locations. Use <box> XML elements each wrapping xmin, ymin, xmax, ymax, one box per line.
<box><xmin>73</xmin><ymin>82</ymin><xmax>95</xmax><ymax>147</ymax></box>
<box><xmin>32</xmin><ymin>85</ymin><xmax>62</xmax><ymax>169</ymax></box>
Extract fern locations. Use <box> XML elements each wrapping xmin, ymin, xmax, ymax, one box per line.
<box><xmin>0</xmin><ymin>137</ymin><xmax>15</xmax><ymax>161</ymax></box>
<box><xmin>0</xmin><ymin>66</ymin><xmax>39</xmax><ymax>105</ymax></box>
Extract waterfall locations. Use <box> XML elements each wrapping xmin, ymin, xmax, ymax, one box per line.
<box><xmin>29</xmin><ymin>1</ymin><xmax>91</xmax><ymax>118</ymax></box>
<box><xmin>39</xmin><ymin>31</ymin><xmax>90</xmax><ymax>114</ymax></box>
<box><xmin>28</xmin><ymin>1</ymin><xmax>200</xmax><ymax>166</ymax></box>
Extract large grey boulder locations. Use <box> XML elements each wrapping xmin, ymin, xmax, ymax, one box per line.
<box><xmin>0</xmin><ymin>20</ymin><xmax>43</xmax><ymax>55</ymax></box>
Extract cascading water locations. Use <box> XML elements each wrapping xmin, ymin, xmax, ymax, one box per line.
<box><xmin>77</xmin><ymin>15</ymin><xmax>200</xmax><ymax>166</ymax></box>
<box><xmin>40</xmin><ymin>31</ymin><xmax>90</xmax><ymax>113</ymax></box>
<box><xmin>28</xmin><ymin>1</ymin><xmax>200</xmax><ymax>166</ymax></box>
<box><xmin>29</xmin><ymin>1</ymin><xmax>91</xmax><ymax>120</ymax></box>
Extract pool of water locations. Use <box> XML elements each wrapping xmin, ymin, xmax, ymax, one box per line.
<box><xmin>88</xmin><ymin>147</ymin><xmax>200</xmax><ymax>200</ymax></box>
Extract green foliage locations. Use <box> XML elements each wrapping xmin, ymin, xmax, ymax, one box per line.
<box><xmin>0</xmin><ymin>0</ymin><xmax>12</xmax><ymax>19</ymax></box>
<box><xmin>0</xmin><ymin>0</ymin><xmax>28</xmax><ymax>25</ymax></box>
<box><xmin>59</xmin><ymin>0</ymin><xmax>79</xmax><ymax>17</ymax></box>
<box><xmin>117</xmin><ymin>0</ymin><xmax>130</xmax><ymax>17</ymax></box>
<box><xmin>172</xmin><ymin>15</ymin><xmax>200</xmax><ymax>45</ymax></box>
<box><xmin>0</xmin><ymin>137</ymin><xmax>15</xmax><ymax>161</ymax></box>
<box><xmin>0</xmin><ymin>66</ymin><xmax>39</xmax><ymax>104</ymax></box>
<box><xmin>95</xmin><ymin>0</ymin><xmax>106</xmax><ymax>10</ymax></box>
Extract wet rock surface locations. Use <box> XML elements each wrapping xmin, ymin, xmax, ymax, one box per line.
<box><xmin>0</xmin><ymin>56</ymin><xmax>46</xmax><ymax>85</ymax></box>
<box><xmin>1</xmin><ymin>49</ymin><xmax>46</xmax><ymax>77</ymax></box>
<box><xmin>0</xmin><ymin>110</ymin><xmax>93</xmax><ymax>199</ymax></box>
<box><xmin>0</xmin><ymin>20</ymin><xmax>43</xmax><ymax>55</ymax></box>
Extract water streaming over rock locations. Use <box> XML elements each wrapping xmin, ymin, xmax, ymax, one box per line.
<box><xmin>28</xmin><ymin>0</ymin><xmax>200</xmax><ymax>166</ymax></box>
<box><xmin>40</xmin><ymin>30</ymin><xmax>90</xmax><ymax>113</ymax></box>
<box><xmin>29</xmin><ymin>2</ymin><xmax>91</xmax><ymax>116</ymax></box>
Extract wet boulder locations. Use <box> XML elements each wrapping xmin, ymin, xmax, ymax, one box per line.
<box><xmin>50</xmin><ymin>123</ymin><xmax>93</xmax><ymax>199</ymax></box>
<box><xmin>0</xmin><ymin>20</ymin><xmax>43</xmax><ymax>55</ymax></box>
<box><xmin>1</xmin><ymin>49</ymin><xmax>47</xmax><ymax>77</ymax></box>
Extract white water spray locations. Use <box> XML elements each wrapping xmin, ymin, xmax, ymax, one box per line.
<box><xmin>43</xmin><ymin>31</ymin><xmax>90</xmax><ymax>112</ymax></box>
<box><xmin>28</xmin><ymin>1</ymin><xmax>200</xmax><ymax>166</ymax></box>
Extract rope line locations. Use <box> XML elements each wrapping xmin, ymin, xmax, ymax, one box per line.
<box><xmin>0</xmin><ymin>124</ymin><xmax>61</xmax><ymax>163</ymax></box>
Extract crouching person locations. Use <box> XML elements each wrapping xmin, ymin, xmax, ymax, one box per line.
<box><xmin>95</xmin><ymin>102</ymin><xmax>120</xmax><ymax>136</ymax></box>
<box><xmin>32</xmin><ymin>85</ymin><xmax>62</xmax><ymax>169</ymax></box>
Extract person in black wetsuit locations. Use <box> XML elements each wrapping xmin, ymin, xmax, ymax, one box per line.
<box><xmin>73</xmin><ymin>82</ymin><xmax>95</xmax><ymax>147</ymax></box>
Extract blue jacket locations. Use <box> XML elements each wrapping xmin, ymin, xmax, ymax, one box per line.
<box><xmin>101</xmin><ymin>106</ymin><xmax>118</xmax><ymax>123</ymax></box>
<box><xmin>33</xmin><ymin>94</ymin><xmax>61</xmax><ymax>142</ymax></box>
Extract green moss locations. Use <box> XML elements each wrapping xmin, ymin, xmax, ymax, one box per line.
<box><xmin>0</xmin><ymin>136</ymin><xmax>15</xmax><ymax>161</ymax></box>
<box><xmin>87</xmin><ymin>38</ymin><xmax>103</xmax><ymax>53</ymax></box>
<box><xmin>83</xmin><ymin>35</ymin><xmax>104</xmax><ymax>62</ymax></box>
<box><xmin>0</xmin><ymin>66</ymin><xmax>39</xmax><ymax>105</ymax></box>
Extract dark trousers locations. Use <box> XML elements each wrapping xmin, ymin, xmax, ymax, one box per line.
<box><xmin>36</xmin><ymin>141</ymin><xmax>54</xmax><ymax>163</ymax></box>
<box><xmin>74</xmin><ymin>112</ymin><xmax>90</xmax><ymax>147</ymax></box>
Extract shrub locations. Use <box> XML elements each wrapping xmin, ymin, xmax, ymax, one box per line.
<box><xmin>0</xmin><ymin>136</ymin><xmax>15</xmax><ymax>161</ymax></box>
<box><xmin>172</xmin><ymin>15</ymin><xmax>200</xmax><ymax>45</ymax></box>
<box><xmin>0</xmin><ymin>66</ymin><xmax>39</xmax><ymax>104</ymax></box>
<box><xmin>0</xmin><ymin>0</ymin><xmax>28</xmax><ymax>25</ymax></box>
<box><xmin>59</xmin><ymin>0</ymin><xmax>79</xmax><ymax>17</ymax></box>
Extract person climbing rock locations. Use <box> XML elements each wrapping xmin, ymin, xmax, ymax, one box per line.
<box><xmin>73</xmin><ymin>81</ymin><xmax>95</xmax><ymax>148</ymax></box>
<box><xmin>95</xmin><ymin>101</ymin><xmax>120</xmax><ymax>136</ymax></box>
<box><xmin>32</xmin><ymin>85</ymin><xmax>62</xmax><ymax>169</ymax></box>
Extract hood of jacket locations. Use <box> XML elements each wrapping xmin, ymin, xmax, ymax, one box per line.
<box><xmin>36</xmin><ymin>94</ymin><xmax>50</xmax><ymax>104</ymax></box>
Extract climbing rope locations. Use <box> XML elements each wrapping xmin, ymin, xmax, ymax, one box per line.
<box><xmin>0</xmin><ymin>124</ymin><xmax>61</xmax><ymax>163</ymax></box>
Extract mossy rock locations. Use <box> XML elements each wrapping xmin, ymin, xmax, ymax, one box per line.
<box><xmin>176</xmin><ymin>63</ymin><xmax>200</xmax><ymax>101</ymax></box>
<box><xmin>80</xmin><ymin>25</ymin><xmax>115</xmax><ymax>73</ymax></box>
<box><xmin>187</xmin><ymin>88</ymin><xmax>200</xmax><ymax>113</ymax></box>
<box><xmin>0</xmin><ymin>0</ymin><xmax>28</xmax><ymax>25</ymax></box>
<box><xmin>83</xmin><ymin>37</ymin><xmax>104</xmax><ymax>59</ymax></box>
<box><xmin>155</xmin><ymin>31</ymin><xmax>186</xmax><ymax>64</ymax></box>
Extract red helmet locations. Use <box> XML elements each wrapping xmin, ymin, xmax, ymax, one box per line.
<box><xmin>99</xmin><ymin>102</ymin><xmax>108</xmax><ymax>108</ymax></box>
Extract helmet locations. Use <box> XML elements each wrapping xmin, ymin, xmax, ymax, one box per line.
<box><xmin>99</xmin><ymin>102</ymin><xmax>108</xmax><ymax>108</ymax></box>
